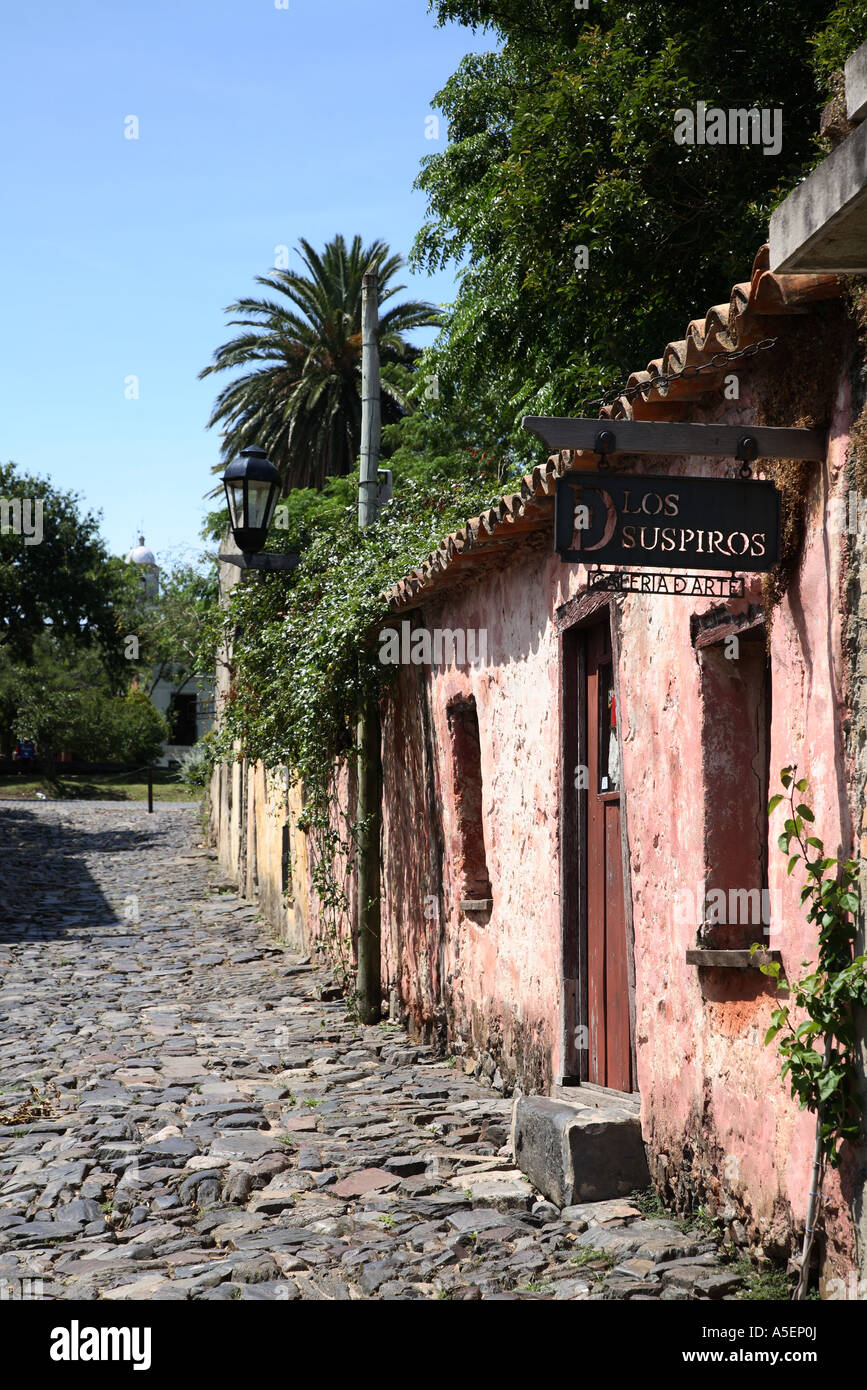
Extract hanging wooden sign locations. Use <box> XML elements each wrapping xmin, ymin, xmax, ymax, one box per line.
<box><xmin>554</xmin><ymin>472</ymin><xmax>780</xmax><ymax>571</ymax></box>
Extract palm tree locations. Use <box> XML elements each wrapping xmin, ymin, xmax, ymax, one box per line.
<box><xmin>200</xmin><ymin>235</ymin><xmax>438</xmax><ymax>492</ymax></box>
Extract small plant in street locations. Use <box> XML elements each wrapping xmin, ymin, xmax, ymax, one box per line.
<box><xmin>755</xmin><ymin>766</ymin><xmax>867</xmax><ymax>1299</ymax></box>
<box><xmin>676</xmin><ymin>1204</ymin><xmax>721</xmax><ymax>1238</ymax></box>
<box><xmin>628</xmin><ymin>1185</ymin><xmax>666</xmax><ymax>1219</ymax></box>
<box><xmin>568</xmin><ymin>1247</ymin><xmax>617</xmax><ymax>1283</ymax></box>
<box><xmin>730</xmin><ymin>1257</ymin><xmax>793</xmax><ymax>1302</ymax></box>
<box><xmin>0</xmin><ymin>1082</ymin><xmax>58</xmax><ymax>1127</ymax></box>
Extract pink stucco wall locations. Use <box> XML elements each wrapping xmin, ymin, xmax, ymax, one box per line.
<box><xmin>381</xmin><ymin>550</ymin><xmax>568</xmax><ymax>1090</ymax></box>
<box><xmin>368</xmin><ymin>366</ymin><xmax>859</xmax><ymax>1269</ymax></box>
<box><xmin>616</xmin><ymin>377</ymin><xmax>855</xmax><ymax>1268</ymax></box>
<box><xmin>208</xmin><ymin>331</ymin><xmax>859</xmax><ymax>1269</ymax></box>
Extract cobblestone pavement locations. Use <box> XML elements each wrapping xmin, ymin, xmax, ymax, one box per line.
<box><xmin>0</xmin><ymin>802</ymin><xmax>744</xmax><ymax>1301</ymax></box>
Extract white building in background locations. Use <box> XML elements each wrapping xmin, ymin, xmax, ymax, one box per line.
<box><xmin>126</xmin><ymin>537</ymin><xmax>214</xmax><ymax>768</ymax></box>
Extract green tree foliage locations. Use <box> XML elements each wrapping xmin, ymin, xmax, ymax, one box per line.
<box><xmin>15</xmin><ymin>688</ymin><xmax>168</xmax><ymax>776</ymax></box>
<box><xmin>124</xmin><ymin>561</ymin><xmax>218</xmax><ymax>698</ymax></box>
<box><xmin>0</xmin><ymin>461</ymin><xmax>133</xmax><ymax>669</ymax></box>
<box><xmin>812</xmin><ymin>0</ymin><xmax>867</xmax><ymax>81</ymax></box>
<box><xmin>203</xmin><ymin>459</ymin><xmax>507</xmax><ymax>971</ymax></box>
<box><xmin>199</xmin><ymin>235</ymin><xmax>438</xmax><ymax>492</ymax></box>
<box><xmin>9</xmin><ymin>638</ymin><xmax>168</xmax><ymax>777</ymax></box>
<box><xmin>204</xmin><ymin>462</ymin><xmax>505</xmax><ymax>781</ymax></box>
<box><xmin>0</xmin><ymin>466</ymin><xmax>208</xmax><ymax>769</ymax></box>
<box><xmin>411</xmin><ymin>0</ymin><xmax>867</xmax><ymax>460</ymax></box>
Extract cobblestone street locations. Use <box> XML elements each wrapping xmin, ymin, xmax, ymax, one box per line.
<box><xmin>0</xmin><ymin>802</ymin><xmax>743</xmax><ymax>1301</ymax></box>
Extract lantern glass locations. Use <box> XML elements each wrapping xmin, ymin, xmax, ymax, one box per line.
<box><xmin>221</xmin><ymin>447</ymin><xmax>282</xmax><ymax>554</ymax></box>
<box><xmin>246</xmin><ymin>478</ymin><xmax>276</xmax><ymax>531</ymax></box>
<box><xmin>225</xmin><ymin>481</ymin><xmax>246</xmax><ymax>530</ymax></box>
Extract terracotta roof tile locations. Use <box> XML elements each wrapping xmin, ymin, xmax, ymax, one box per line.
<box><xmin>384</xmin><ymin>246</ymin><xmax>840</xmax><ymax>612</ymax></box>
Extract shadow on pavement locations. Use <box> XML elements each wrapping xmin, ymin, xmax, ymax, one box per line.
<box><xmin>0</xmin><ymin>804</ymin><xmax>161</xmax><ymax>943</ymax></box>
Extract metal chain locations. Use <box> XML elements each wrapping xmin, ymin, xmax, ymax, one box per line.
<box><xmin>578</xmin><ymin>337</ymin><xmax>779</xmax><ymax>415</ymax></box>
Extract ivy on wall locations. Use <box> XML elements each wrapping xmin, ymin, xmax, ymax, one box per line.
<box><xmin>202</xmin><ymin>463</ymin><xmax>507</xmax><ymax>979</ymax></box>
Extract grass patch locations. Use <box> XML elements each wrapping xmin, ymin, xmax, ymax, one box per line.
<box><xmin>569</xmin><ymin>1247</ymin><xmax>617</xmax><ymax>1276</ymax></box>
<box><xmin>730</xmin><ymin>1257</ymin><xmax>793</xmax><ymax>1301</ymax></box>
<box><xmin>628</xmin><ymin>1185</ymin><xmax>667</xmax><ymax>1219</ymax></box>
<box><xmin>676</xmin><ymin>1204</ymin><xmax>723</xmax><ymax>1239</ymax></box>
<box><xmin>0</xmin><ymin>769</ymin><xmax>194</xmax><ymax>803</ymax></box>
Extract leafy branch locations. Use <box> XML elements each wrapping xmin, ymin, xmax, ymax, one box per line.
<box><xmin>756</xmin><ymin>766</ymin><xmax>866</xmax><ymax>1161</ymax></box>
<box><xmin>752</xmin><ymin>764</ymin><xmax>867</xmax><ymax>1297</ymax></box>
<box><xmin>205</xmin><ymin>463</ymin><xmax>505</xmax><ymax>996</ymax></box>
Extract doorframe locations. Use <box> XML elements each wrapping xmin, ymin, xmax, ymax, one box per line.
<box><xmin>556</xmin><ymin>590</ymin><xmax>639</xmax><ymax>1093</ymax></box>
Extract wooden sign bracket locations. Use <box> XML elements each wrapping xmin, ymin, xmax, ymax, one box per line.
<box><xmin>521</xmin><ymin>417</ymin><xmax>827</xmax><ymax>462</ymax></box>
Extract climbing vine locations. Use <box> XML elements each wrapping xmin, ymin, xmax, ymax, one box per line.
<box><xmin>753</xmin><ymin>766</ymin><xmax>867</xmax><ymax>1297</ymax></box>
<box><xmin>202</xmin><ymin>461</ymin><xmax>509</xmax><ymax>986</ymax></box>
<box><xmin>756</xmin><ymin>767</ymin><xmax>866</xmax><ymax>1163</ymax></box>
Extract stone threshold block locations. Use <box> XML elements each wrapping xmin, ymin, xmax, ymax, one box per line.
<box><xmin>512</xmin><ymin>1095</ymin><xmax>650</xmax><ymax>1209</ymax></box>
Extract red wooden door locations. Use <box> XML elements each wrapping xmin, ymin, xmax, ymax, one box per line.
<box><xmin>585</xmin><ymin>623</ymin><xmax>632</xmax><ymax>1091</ymax></box>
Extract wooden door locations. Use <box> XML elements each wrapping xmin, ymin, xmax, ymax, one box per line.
<box><xmin>585</xmin><ymin>623</ymin><xmax>632</xmax><ymax>1091</ymax></box>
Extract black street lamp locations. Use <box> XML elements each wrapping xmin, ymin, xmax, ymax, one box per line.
<box><xmin>220</xmin><ymin>447</ymin><xmax>299</xmax><ymax>571</ymax></box>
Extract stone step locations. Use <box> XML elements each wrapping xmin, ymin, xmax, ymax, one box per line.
<box><xmin>551</xmin><ymin>1083</ymin><xmax>640</xmax><ymax>1118</ymax></box>
<box><xmin>511</xmin><ymin>1095</ymin><xmax>650</xmax><ymax>1208</ymax></box>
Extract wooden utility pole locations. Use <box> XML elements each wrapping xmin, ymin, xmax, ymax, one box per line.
<box><xmin>358</xmin><ymin>270</ymin><xmax>382</xmax><ymax>529</ymax></box>
<box><xmin>355</xmin><ymin>269</ymin><xmax>382</xmax><ymax>1023</ymax></box>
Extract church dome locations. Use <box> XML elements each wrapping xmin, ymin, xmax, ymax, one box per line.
<box><xmin>127</xmin><ymin>535</ymin><xmax>158</xmax><ymax>567</ymax></box>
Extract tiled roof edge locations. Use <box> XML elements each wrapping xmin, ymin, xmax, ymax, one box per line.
<box><xmin>384</xmin><ymin>245</ymin><xmax>841</xmax><ymax>611</ymax></box>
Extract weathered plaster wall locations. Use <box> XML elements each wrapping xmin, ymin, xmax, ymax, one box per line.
<box><xmin>381</xmin><ymin>545</ymin><xmax>568</xmax><ymax>1092</ymax></box>
<box><xmin>375</xmin><ymin>332</ymin><xmax>861</xmax><ymax>1268</ymax></box>
<box><xmin>841</xmin><ymin>312</ymin><xmax>867</xmax><ymax>1283</ymax></box>
<box><xmin>611</xmin><ymin>367</ymin><xmax>857</xmax><ymax>1270</ymax></box>
<box><xmin>208</xmin><ymin>758</ymin><xmax>310</xmax><ymax>950</ymax></box>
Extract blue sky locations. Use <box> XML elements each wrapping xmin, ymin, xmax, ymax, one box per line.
<box><xmin>0</xmin><ymin>0</ymin><xmax>484</xmax><ymax>567</ymax></box>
